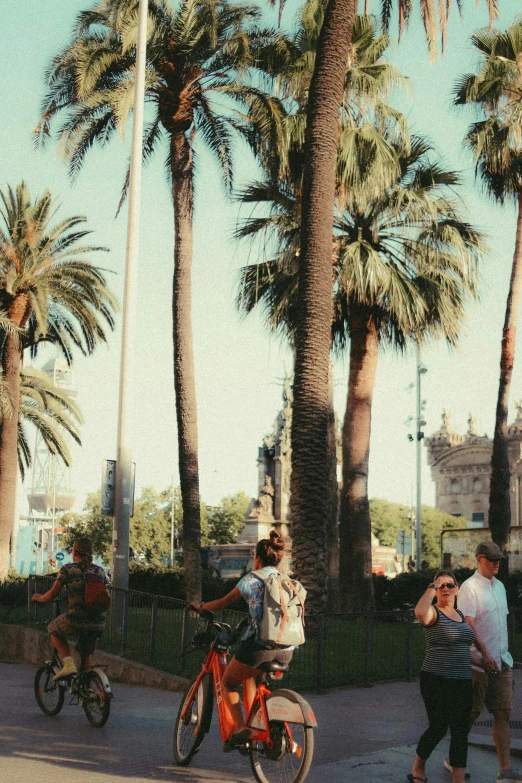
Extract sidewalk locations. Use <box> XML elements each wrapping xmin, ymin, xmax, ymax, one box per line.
<box><xmin>1</xmin><ymin>660</ymin><xmax>520</xmax><ymax>782</ymax></box>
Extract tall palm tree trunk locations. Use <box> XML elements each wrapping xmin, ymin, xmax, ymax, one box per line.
<box><xmin>171</xmin><ymin>133</ymin><xmax>202</xmax><ymax>601</ymax></box>
<box><xmin>0</xmin><ymin>332</ymin><xmax>22</xmax><ymax>579</ymax></box>
<box><xmin>339</xmin><ymin>307</ymin><xmax>377</xmax><ymax>611</ymax></box>
<box><xmin>489</xmin><ymin>191</ymin><xmax>522</xmax><ymax>549</ymax></box>
<box><xmin>326</xmin><ymin>361</ymin><xmax>340</xmax><ymax>611</ymax></box>
<box><xmin>290</xmin><ymin>0</ymin><xmax>358</xmax><ymax>615</ymax></box>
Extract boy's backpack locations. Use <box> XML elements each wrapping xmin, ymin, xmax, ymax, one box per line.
<box><xmin>84</xmin><ymin>569</ymin><xmax>111</xmax><ymax>611</ymax></box>
<box><xmin>251</xmin><ymin>570</ymin><xmax>306</xmax><ymax>646</ymax></box>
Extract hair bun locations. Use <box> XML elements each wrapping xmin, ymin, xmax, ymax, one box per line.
<box><xmin>268</xmin><ymin>530</ymin><xmax>285</xmax><ymax>551</ymax></box>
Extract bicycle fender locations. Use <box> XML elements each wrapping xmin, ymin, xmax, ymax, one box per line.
<box><xmin>91</xmin><ymin>668</ymin><xmax>112</xmax><ymax>695</ymax></box>
<box><xmin>249</xmin><ymin>689</ymin><xmax>317</xmax><ymax>728</ymax></box>
<box><xmin>199</xmin><ymin>673</ymin><xmax>213</xmax><ymax>735</ymax></box>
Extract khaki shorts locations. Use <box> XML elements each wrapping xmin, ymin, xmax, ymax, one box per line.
<box><xmin>472</xmin><ymin>665</ymin><xmax>513</xmax><ymax>714</ymax></box>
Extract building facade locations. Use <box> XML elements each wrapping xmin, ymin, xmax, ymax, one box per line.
<box><xmin>426</xmin><ymin>406</ymin><xmax>522</xmax><ymax>527</ymax></box>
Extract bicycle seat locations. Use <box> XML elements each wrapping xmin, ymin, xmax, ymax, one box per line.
<box><xmin>257</xmin><ymin>660</ymin><xmax>289</xmax><ymax>673</ymax></box>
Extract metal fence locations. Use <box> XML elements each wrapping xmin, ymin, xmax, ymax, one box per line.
<box><xmin>4</xmin><ymin>577</ymin><xmax>522</xmax><ymax>690</ymax></box>
<box><xmin>0</xmin><ymin>576</ymin><xmax>434</xmax><ymax>690</ymax></box>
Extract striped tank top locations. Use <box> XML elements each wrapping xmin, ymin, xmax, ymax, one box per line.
<box><xmin>421</xmin><ymin>607</ymin><xmax>475</xmax><ymax>679</ymax></box>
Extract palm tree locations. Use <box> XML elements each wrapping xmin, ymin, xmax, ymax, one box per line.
<box><xmin>237</xmin><ymin>134</ymin><xmax>483</xmax><ymax>610</ymax></box>
<box><xmin>290</xmin><ymin>0</ymin><xmax>498</xmax><ymax>614</ymax></box>
<box><xmin>0</xmin><ymin>182</ymin><xmax>116</xmax><ymax>579</ymax></box>
<box><xmin>15</xmin><ymin>367</ymin><xmax>83</xmax><ymax>479</ymax></box>
<box><xmin>334</xmin><ymin>137</ymin><xmax>482</xmax><ymax>608</ymax></box>
<box><xmin>245</xmin><ymin>8</ymin><xmax>407</xmax><ymax>612</ymax></box>
<box><xmin>454</xmin><ymin>21</ymin><xmax>522</xmax><ymax>550</ymax></box>
<box><xmin>36</xmin><ymin>0</ymin><xmax>288</xmax><ymax>600</ymax></box>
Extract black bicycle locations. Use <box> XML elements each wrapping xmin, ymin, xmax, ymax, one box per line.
<box><xmin>34</xmin><ymin>634</ymin><xmax>112</xmax><ymax>727</ymax></box>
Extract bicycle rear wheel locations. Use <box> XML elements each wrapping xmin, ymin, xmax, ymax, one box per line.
<box><xmin>83</xmin><ymin>671</ymin><xmax>111</xmax><ymax>727</ymax></box>
<box><xmin>173</xmin><ymin>674</ymin><xmax>213</xmax><ymax>765</ymax></box>
<box><xmin>34</xmin><ymin>665</ymin><xmax>64</xmax><ymax>716</ymax></box>
<box><xmin>249</xmin><ymin>704</ymin><xmax>314</xmax><ymax>783</ymax></box>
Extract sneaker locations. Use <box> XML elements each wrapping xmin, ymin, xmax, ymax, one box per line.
<box><xmin>444</xmin><ymin>758</ymin><xmax>471</xmax><ymax>778</ymax></box>
<box><xmin>497</xmin><ymin>770</ymin><xmax>522</xmax><ymax>782</ymax></box>
<box><xmin>53</xmin><ymin>657</ymin><xmax>77</xmax><ymax>680</ymax></box>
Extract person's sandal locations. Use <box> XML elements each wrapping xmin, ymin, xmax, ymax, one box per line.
<box><xmin>223</xmin><ymin>728</ymin><xmax>251</xmax><ymax>753</ymax></box>
<box><xmin>407</xmin><ymin>775</ymin><xmax>428</xmax><ymax>783</ymax></box>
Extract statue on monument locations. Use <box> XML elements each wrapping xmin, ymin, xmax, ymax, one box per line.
<box><xmin>258</xmin><ymin>475</ymin><xmax>275</xmax><ymax>519</ymax></box>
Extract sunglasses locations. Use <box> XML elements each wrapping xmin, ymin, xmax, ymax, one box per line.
<box><xmin>436</xmin><ymin>582</ymin><xmax>456</xmax><ymax>590</ymax></box>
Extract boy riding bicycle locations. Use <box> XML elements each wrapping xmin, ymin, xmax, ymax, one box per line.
<box><xmin>191</xmin><ymin>530</ymin><xmax>295</xmax><ymax>750</ymax></box>
<box><xmin>32</xmin><ymin>536</ymin><xmax>109</xmax><ymax>679</ymax></box>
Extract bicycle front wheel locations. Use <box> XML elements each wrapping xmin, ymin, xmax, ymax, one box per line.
<box><xmin>173</xmin><ymin>674</ymin><xmax>213</xmax><ymax>766</ymax></box>
<box><xmin>83</xmin><ymin>671</ymin><xmax>111</xmax><ymax>727</ymax></box>
<box><xmin>249</xmin><ymin>703</ymin><xmax>314</xmax><ymax>783</ymax></box>
<box><xmin>34</xmin><ymin>665</ymin><xmax>64</xmax><ymax>716</ymax></box>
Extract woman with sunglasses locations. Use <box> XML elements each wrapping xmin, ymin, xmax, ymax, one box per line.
<box><xmin>409</xmin><ymin>570</ymin><xmax>485</xmax><ymax>783</ymax></box>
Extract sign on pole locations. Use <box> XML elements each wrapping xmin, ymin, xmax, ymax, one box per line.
<box><xmin>101</xmin><ymin>459</ymin><xmax>136</xmax><ymax>517</ymax></box>
<box><xmin>101</xmin><ymin>459</ymin><xmax>116</xmax><ymax>515</ymax></box>
<box><xmin>55</xmin><ymin>552</ymin><xmax>64</xmax><ymax>561</ymax></box>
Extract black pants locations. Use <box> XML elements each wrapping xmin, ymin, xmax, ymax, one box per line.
<box><xmin>416</xmin><ymin>671</ymin><xmax>473</xmax><ymax>769</ymax></box>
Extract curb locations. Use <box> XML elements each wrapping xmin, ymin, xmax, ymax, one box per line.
<box><xmin>0</xmin><ymin>624</ymin><xmax>189</xmax><ymax>692</ymax></box>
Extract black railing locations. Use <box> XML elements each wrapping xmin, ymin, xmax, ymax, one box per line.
<box><xmin>0</xmin><ymin>576</ymin><xmax>432</xmax><ymax>689</ymax></box>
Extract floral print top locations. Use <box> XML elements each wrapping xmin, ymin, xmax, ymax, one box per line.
<box><xmin>237</xmin><ymin>565</ymin><xmax>279</xmax><ymax>644</ymax></box>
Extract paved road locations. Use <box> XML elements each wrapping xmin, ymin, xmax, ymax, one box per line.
<box><xmin>0</xmin><ymin>661</ymin><xmax>519</xmax><ymax>782</ymax></box>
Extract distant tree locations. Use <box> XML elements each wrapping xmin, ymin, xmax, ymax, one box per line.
<box><xmin>60</xmin><ymin>491</ymin><xmax>113</xmax><ymax>563</ymax></box>
<box><xmin>369</xmin><ymin>497</ymin><xmax>465</xmax><ymax>569</ymax></box>
<box><xmin>206</xmin><ymin>491</ymin><xmax>250</xmax><ymax>544</ymax></box>
<box><xmin>61</xmin><ymin>484</ymin><xmax>210</xmax><ymax>566</ymax></box>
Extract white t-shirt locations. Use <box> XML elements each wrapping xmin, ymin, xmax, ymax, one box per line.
<box><xmin>458</xmin><ymin>569</ymin><xmax>513</xmax><ymax>671</ymax></box>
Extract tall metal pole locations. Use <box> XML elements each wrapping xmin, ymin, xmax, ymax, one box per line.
<box><xmin>416</xmin><ymin>345</ymin><xmax>427</xmax><ymax>570</ymax></box>
<box><xmin>112</xmin><ymin>0</ymin><xmax>149</xmax><ymax>591</ymax></box>
<box><xmin>170</xmin><ymin>476</ymin><xmax>175</xmax><ymax>567</ymax></box>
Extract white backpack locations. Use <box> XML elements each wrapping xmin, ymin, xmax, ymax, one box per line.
<box><xmin>252</xmin><ymin>570</ymin><xmax>306</xmax><ymax>646</ymax></box>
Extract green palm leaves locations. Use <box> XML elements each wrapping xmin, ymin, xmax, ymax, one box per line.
<box><xmin>15</xmin><ymin>368</ymin><xmax>83</xmax><ymax>479</ymax></box>
<box><xmin>0</xmin><ymin>182</ymin><xmax>116</xmax><ymax>350</ymax></box>
<box><xmin>455</xmin><ymin>22</ymin><xmax>522</xmax><ymax>203</ymax></box>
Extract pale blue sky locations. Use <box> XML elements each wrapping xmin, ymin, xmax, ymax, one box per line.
<box><xmin>1</xmin><ymin>0</ymin><xmax>521</xmax><ymax>517</ymax></box>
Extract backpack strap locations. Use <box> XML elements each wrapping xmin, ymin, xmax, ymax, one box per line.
<box><xmin>285</xmin><ymin>578</ymin><xmax>306</xmax><ymax>628</ymax></box>
<box><xmin>276</xmin><ymin>577</ymin><xmax>290</xmax><ymax>644</ymax></box>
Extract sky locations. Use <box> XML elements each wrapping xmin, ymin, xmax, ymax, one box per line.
<box><xmin>2</xmin><ymin>0</ymin><xmax>522</xmax><ymax>522</ymax></box>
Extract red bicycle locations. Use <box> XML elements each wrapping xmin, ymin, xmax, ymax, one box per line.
<box><xmin>173</xmin><ymin>610</ymin><xmax>317</xmax><ymax>783</ymax></box>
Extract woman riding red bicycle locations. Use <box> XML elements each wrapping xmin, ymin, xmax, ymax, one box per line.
<box><xmin>191</xmin><ymin>530</ymin><xmax>294</xmax><ymax>750</ymax></box>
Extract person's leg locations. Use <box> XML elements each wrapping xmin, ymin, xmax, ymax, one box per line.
<box><xmin>222</xmin><ymin>657</ymin><xmax>259</xmax><ymax>734</ymax></box>
<box><xmin>487</xmin><ymin>666</ymin><xmax>514</xmax><ymax>772</ymax></box>
<box><xmin>413</xmin><ymin>673</ymin><xmax>450</xmax><ymax>779</ymax></box>
<box><xmin>50</xmin><ymin>633</ymin><xmax>70</xmax><ymax>660</ymax></box>
<box><xmin>492</xmin><ymin>709</ymin><xmax>511</xmax><ymax>770</ymax></box>
<box><xmin>447</xmin><ymin>679</ymin><xmax>473</xmax><ymax>783</ymax></box>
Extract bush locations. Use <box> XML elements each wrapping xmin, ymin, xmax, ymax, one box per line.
<box><xmin>127</xmin><ymin>563</ymin><xmax>246</xmax><ymax>611</ymax></box>
<box><xmin>0</xmin><ymin>574</ymin><xmax>28</xmax><ymax>606</ymax></box>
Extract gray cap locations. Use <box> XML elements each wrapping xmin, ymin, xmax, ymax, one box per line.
<box><xmin>475</xmin><ymin>541</ymin><xmax>505</xmax><ymax>560</ymax></box>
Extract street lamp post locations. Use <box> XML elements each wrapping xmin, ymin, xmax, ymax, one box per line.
<box><xmin>112</xmin><ymin>0</ymin><xmax>149</xmax><ymax>592</ymax></box>
<box><xmin>415</xmin><ymin>346</ymin><xmax>427</xmax><ymax>570</ymax></box>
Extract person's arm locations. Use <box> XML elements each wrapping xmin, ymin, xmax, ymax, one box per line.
<box><xmin>414</xmin><ymin>585</ymin><xmax>438</xmax><ymax>626</ymax></box>
<box><xmin>32</xmin><ymin>580</ymin><xmax>63</xmax><ymax>603</ymax></box>
<box><xmin>464</xmin><ymin>615</ymin><xmax>500</xmax><ymax>673</ymax></box>
<box><xmin>190</xmin><ymin>586</ymin><xmax>242</xmax><ymax>614</ymax></box>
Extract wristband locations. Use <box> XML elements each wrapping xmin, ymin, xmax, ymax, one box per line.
<box><xmin>428</xmin><ymin>583</ymin><xmax>436</xmax><ymax>590</ymax></box>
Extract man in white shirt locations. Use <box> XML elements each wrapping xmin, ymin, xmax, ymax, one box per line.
<box><xmin>458</xmin><ymin>540</ymin><xmax>521</xmax><ymax>783</ymax></box>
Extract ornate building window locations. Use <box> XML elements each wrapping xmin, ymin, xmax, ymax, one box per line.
<box><xmin>450</xmin><ymin>478</ymin><xmax>461</xmax><ymax>494</ymax></box>
<box><xmin>472</xmin><ymin>477</ymin><xmax>482</xmax><ymax>493</ymax></box>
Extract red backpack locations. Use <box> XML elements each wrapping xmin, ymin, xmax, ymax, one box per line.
<box><xmin>84</xmin><ymin>570</ymin><xmax>110</xmax><ymax>610</ymax></box>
